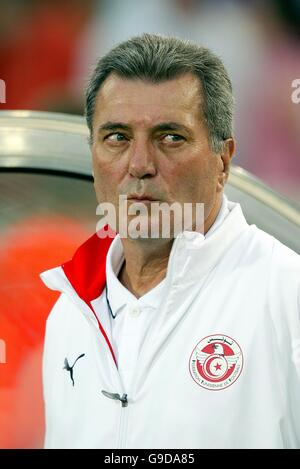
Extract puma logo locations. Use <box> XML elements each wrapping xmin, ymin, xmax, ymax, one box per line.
<box><xmin>63</xmin><ymin>354</ymin><xmax>85</xmax><ymax>386</ymax></box>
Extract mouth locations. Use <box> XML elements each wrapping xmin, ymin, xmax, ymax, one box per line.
<box><xmin>127</xmin><ymin>194</ymin><xmax>158</xmax><ymax>202</ymax></box>
<box><xmin>128</xmin><ymin>198</ymin><xmax>158</xmax><ymax>203</ymax></box>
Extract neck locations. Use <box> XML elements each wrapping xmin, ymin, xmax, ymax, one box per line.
<box><xmin>118</xmin><ymin>193</ymin><xmax>223</xmax><ymax>298</ymax></box>
<box><xmin>118</xmin><ymin>238</ymin><xmax>173</xmax><ymax>298</ymax></box>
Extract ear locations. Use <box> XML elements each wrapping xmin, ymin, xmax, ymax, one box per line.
<box><xmin>217</xmin><ymin>137</ymin><xmax>236</xmax><ymax>192</ymax></box>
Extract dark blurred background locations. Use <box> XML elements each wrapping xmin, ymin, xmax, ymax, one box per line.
<box><xmin>0</xmin><ymin>0</ymin><xmax>299</xmax><ymax>203</ymax></box>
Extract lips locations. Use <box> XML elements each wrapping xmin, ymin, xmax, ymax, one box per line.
<box><xmin>127</xmin><ymin>194</ymin><xmax>157</xmax><ymax>201</ymax></box>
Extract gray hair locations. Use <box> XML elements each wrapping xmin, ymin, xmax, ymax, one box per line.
<box><xmin>85</xmin><ymin>33</ymin><xmax>234</xmax><ymax>152</ymax></box>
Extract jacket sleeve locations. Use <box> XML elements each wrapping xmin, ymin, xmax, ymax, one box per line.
<box><xmin>42</xmin><ymin>292</ymin><xmax>68</xmax><ymax>449</ymax></box>
<box><xmin>289</xmin><ymin>284</ymin><xmax>300</xmax><ymax>446</ymax></box>
<box><xmin>269</xmin><ymin>239</ymin><xmax>300</xmax><ymax>447</ymax></box>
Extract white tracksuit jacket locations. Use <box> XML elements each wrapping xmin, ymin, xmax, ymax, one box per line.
<box><xmin>40</xmin><ymin>201</ymin><xmax>300</xmax><ymax>449</ymax></box>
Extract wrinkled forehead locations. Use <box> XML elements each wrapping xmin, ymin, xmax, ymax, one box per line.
<box><xmin>93</xmin><ymin>72</ymin><xmax>204</xmax><ymax>129</ymax></box>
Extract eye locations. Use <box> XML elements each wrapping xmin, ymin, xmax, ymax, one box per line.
<box><xmin>104</xmin><ymin>132</ymin><xmax>128</xmax><ymax>143</ymax></box>
<box><xmin>161</xmin><ymin>134</ymin><xmax>185</xmax><ymax>144</ymax></box>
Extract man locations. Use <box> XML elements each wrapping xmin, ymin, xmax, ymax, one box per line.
<box><xmin>40</xmin><ymin>34</ymin><xmax>300</xmax><ymax>449</ymax></box>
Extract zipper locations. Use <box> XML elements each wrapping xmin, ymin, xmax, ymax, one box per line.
<box><xmin>88</xmin><ymin>298</ymin><xmax>130</xmax><ymax>448</ymax></box>
<box><xmin>101</xmin><ymin>390</ymin><xmax>128</xmax><ymax>407</ymax></box>
<box><xmin>101</xmin><ymin>390</ymin><xmax>129</xmax><ymax>448</ymax></box>
<box><xmin>117</xmin><ymin>401</ymin><xmax>129</xmax><ymax>448</ymax></box>
<box><xmin>84</xmin><ymin>300</ymin><xmax>129</xmax><ymax>447</ymax></box>
<box><xmin>101</xmin><ymin>390</ymin><xmax>128</xmax><ymax>449</ymax></box>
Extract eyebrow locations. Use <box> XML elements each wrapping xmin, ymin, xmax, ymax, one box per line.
<box><xmin>97</xmin><ymin>121</ymin><xmax>191</xmax><ymax>134</ymax></box>
<box><xmin>151</xmin><ymin>122</ymin><xmax>190</xmax><ymax>133</ymax></box>
<box><xmin>97</xmin><ymin>122</ymin><xmax>131</xmax><ymax>132</ymax></box>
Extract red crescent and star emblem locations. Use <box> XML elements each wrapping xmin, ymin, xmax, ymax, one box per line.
<box><xmin>189</xmin><ymin>334</ymin><xmax>243</xmax><ymax>390</ymax></box>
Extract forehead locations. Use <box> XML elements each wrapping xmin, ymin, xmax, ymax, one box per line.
<box><xmin>93</xmin><ymin>73</ymin><xmax>203</xmax><ymax>128</ymax></box>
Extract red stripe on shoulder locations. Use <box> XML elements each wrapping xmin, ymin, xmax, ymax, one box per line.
<box><xmin>61</xmin><ymin>225</ymin><xmax>116</xmax><ymax>303</ymax></box>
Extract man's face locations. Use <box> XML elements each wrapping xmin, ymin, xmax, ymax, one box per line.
<box><xmin>91</xmin><ymin>72</ymin><xmax>232</xmax><ymax>237</ymax></box>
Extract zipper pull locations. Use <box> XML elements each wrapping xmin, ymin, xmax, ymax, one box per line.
<box><xmin>101</xmin><ymin>390</ymin><xmax>128</xmax><ymax>407</ymax></box>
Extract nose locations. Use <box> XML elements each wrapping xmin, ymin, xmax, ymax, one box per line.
<box><xmin>128</xmin><ymin>138</ymin><xmax>157</xmax><ymax>179</ymax></box>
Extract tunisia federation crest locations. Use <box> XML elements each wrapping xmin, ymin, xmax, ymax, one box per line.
<box><xmin>189</xmin><ymin>334</ymin><xmax>243</xmax><ymax>390</ymax></box>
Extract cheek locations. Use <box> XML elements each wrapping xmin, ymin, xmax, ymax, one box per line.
<box><xmin>169</xmin><ymin>154</ymin><xmax>219</xmax><ymax>202</ymax></box>
<box><xmin>92</xmin><ymin>148</ymin><xmax>126</xmax><ymax>203</ymax></box>
<box><xmin>172</xmin><ymin>157</ymin><xmax>208</xmax><ymax>190</ymax></box>
<box><xmin>92</xmin><ymin>151</ymin><xmax>112</xmax><ymax>201</ymax></box>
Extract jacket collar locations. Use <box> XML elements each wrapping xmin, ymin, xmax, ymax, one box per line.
<box><xmin>165</xmin><ymin>200</ymin><xmax>248</xmax><ymax>290</ymax></box>
<box><xmin>105</xmin><ymin>234</ymin><xmax>167</xmax><ymax>318</ymax></box>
